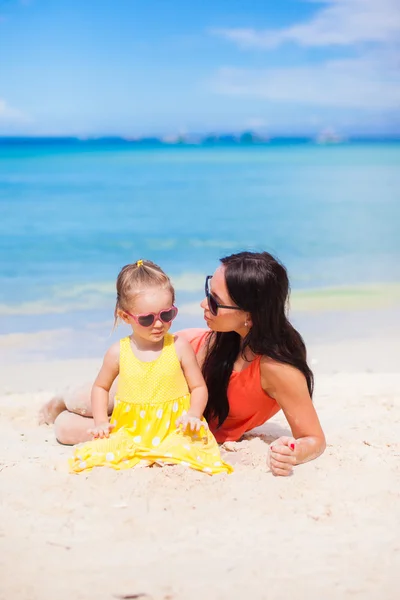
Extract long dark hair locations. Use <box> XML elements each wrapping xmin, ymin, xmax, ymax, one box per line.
<box><xmin>202</xmin><ymin>251</ymin><xmax>314</xmax><ymax>427</ymax></box>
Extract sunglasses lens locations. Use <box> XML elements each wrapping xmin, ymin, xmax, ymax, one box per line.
<box><xmin>205</xmin><ymin>277</ymin><xmax>218</xmax><ymax>316</ymax></box>
<box><xmin>160</xmin><ymin>307</ymin><xmax>177</xmax><ymax>323</ymax></box>
<box><xmin>208</xmin><ymin>293</ymin><xmax>218</xmax><ymax>316</ymax></box>
<box><xmin>138</xmin><ymin>314</ymin><xmax>155</xmax><ymax>327</ymax></box>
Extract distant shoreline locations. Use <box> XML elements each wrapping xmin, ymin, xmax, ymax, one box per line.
<box><xmin>1</xmin><ymin>281</ymin><xmax>399</xmax><ymax>318</ymax></box>
<box><xmin>1</xmin><ymin>135</ymin><xmax>400</xmax><ymax>147</ymax></box>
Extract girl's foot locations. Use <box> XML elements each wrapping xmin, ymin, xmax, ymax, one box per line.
<box><xmin>38</xmin><ymin>396</ymin><xmax>66</xmax><ymax>425</ymax></box>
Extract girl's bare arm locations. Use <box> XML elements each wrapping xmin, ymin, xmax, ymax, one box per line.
<box><xmin>174</xmin><ymin>336</ymin><xmax>208</xmax><ymax>424</ymax></box>
<box><xmin>90</xmin><ymin>342</ymin><xmax>120</xmax><ymax>437</ymax></box>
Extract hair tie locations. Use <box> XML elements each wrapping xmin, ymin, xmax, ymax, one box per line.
<box><xmin>136</xmin><ymin>259</ymin><xmax>144</xmax><ymax>267</ymax></box>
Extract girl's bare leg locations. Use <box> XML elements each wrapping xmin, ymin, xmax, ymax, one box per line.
<box><xmin>39</xmin><ymin>381</ymin><xmax>117</xmax><ymax>445</ymax></box>
<box><xmin>54</xmin><ymin>411</ymin><xmax>95</xmax><ymax>445</ymax></box>
<box><xmin>38</xmin><ymin>395</ymin><xmax>67</xmax><ymax>425</ymax></box>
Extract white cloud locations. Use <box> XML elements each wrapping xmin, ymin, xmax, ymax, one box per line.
<box><xmin>209</xmin><ymin>1</ymin><xmax>400</xmax><ymax>113</ymax></box>
<box><xmin>0</xmin><ymin>99</ymin><xmax>30</xmax><ymax>124</ymax></box>
<box><xmin>212</xmin><ymin>0</ymin><xmax>400</xmax><ymax>48</ymax></box>
<box><xmin>212</xmin><ymin>58</ymin><xmax>400</xmax><ymax>109</ymax></box>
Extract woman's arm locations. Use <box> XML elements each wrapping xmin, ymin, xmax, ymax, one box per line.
<box><xmin>89</xmin><ymin>342</ymin><xmax>120</xmax><ymax>438</ymax></box>
<box><xmin>174</xmin><ymin>335</ymin><xmax>208</xmax><ymax>430</ymax></box>
<box><xmin>261</xmin><ymin>357</ymin><xmax>326</xmax><ymax>476</ymax></box>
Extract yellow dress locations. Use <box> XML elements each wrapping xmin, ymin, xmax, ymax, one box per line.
<box><xmin>69</xmin><ymin>333</ymin><xmax>233</xmax><ymax>475</ymax></box>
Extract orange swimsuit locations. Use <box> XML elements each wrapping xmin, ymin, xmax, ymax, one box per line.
<box><xmin>179</xmin><ymin>328</ymin><xmax>281</xmax><ymax>443</ymax></box>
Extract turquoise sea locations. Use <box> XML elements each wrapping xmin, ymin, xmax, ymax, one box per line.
<box><xmin>1</xmin><ymin>140</ymin><xmax>399</xmax><ymax>360</ymax></box>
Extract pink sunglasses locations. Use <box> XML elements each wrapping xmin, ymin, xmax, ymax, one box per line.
<box><xmin>124</xmin><ymin>305</ymin><xmax>178</xmax><ymax>328</ymax></box>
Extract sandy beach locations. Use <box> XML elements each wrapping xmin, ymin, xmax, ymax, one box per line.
<box><xmin>2</xmin><ymin>0</ymin><xmax>400</xmax><ymax>593</ymax></box>
<box><xmin>1</xmin><ymin>304</ymin><xmax>400</xmax><ymax>600</ymax></box>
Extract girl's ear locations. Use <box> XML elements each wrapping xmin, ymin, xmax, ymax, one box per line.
<box><xmin>245</xmin><ymin>312</ymin><xmax>253</xmax><ymax>328</ymax></box>
<box><xmin>117</xmin><ymin>309</ymin><xmax>130</xmax><ymax>325</ymax></box>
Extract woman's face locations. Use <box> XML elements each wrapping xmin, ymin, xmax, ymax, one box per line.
<box><xmin>200</xmin><ymin>265</ymin><xmax>250</xmax><ymax>334</ymax></box>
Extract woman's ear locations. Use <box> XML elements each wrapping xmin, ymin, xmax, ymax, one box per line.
<box><xmin>245</xmin><ymin>313</ymin><xmax>253</xmax><ymax>328</ymax></box>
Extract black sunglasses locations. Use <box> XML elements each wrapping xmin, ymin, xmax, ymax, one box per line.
<box><xmin>205</xmin><ymin>275</ymin><xmax>239</xmax><ymax>316</ymax></box>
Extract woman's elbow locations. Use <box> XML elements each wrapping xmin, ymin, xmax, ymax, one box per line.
<box><xmin>314</xmin><ymin>432</ymin><xmax>326</xmax><ymax>458</ymax></box>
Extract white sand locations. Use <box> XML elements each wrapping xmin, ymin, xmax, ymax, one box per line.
<box><xmin>1</xmin><ymin>315</ymin><xmax>400</xmax><ymax>600</ymax></box>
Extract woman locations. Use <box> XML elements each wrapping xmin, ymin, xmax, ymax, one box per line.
<box><xmin>41</xmin><ymin>251</ymin><xmax>325</xmax><ymax>476</ymax></box>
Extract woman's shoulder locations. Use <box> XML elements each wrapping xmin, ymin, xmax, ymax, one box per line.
<box><xmin>174</xmin><ymin>328</ymin><xmax>211</xmax><ymax>353</ymax></box>
<box><xmin>260</xmin><ymin>355</ymin><xmax>308</xmax><ymax>395</ymax></box>
<box><xmin>174</xmin><ymin>328</ymin><xmax>212</xmax><ymax>367</ymax></box>
<box><xmin>260</xmin><ymin>354</ymin><xmax>306</xmax><ymax>377</ymax></box>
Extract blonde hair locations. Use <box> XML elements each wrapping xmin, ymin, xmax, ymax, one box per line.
<box><xmin>114</xmin><ymin>259</ymin><xmax>175</xmax><ymax>326</ymax></box>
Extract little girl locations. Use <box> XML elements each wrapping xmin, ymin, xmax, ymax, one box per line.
<box><xmin>70</xmin><ymin>259</ymin><xmax>232</xmax><ymax>475</ymax></box>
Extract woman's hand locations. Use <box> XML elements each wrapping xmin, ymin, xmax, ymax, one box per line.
<box><xmin>267</xmin><ymin>436</ymin><xmax>297</xmax><ymax>476</ymax></box>
<box><xmin>176</xmin><ymin>414</ymin><xmax>207</xmax><ymax>432</ymax></box>
<box><xmin>88</xmin><ymin>421</ymin><xmax>114</xmax><ymax>439</ymax></box>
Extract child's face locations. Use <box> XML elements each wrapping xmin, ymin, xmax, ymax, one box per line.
<box><xmin>122</xmin><ymin>288</ymin><xmax>175</xmax><ymax>343</ymax></box>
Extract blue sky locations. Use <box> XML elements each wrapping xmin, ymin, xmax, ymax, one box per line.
<box><xmin>0</xmin><ymin>0</ymin><xmax>399</xmax><ymax>136</ymax></box>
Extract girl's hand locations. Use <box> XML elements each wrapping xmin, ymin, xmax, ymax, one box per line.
<box><xmin>267</xmin><ymin>436</ymin><xmax>297</xmax><ymax>476</ymax></box>
<box><xmin>176</xmin><ymin>414</ymin><xmax>207</xmax><ymax>433</ymax></box>
<box><xmin>88</xmin><ymin>421</ymin><xmax>114</xmax><ymax>439</ymax></box>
